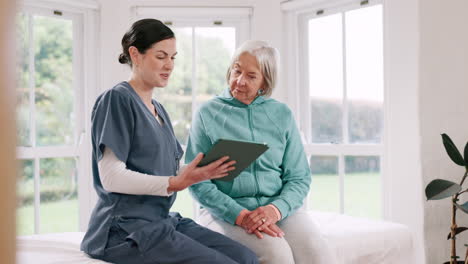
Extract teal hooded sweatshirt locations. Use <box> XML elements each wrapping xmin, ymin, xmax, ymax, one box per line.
<box><xmin>185</xmin><ymin>89</ymin><xmax>311</xmax><ymax>225</ymax></box>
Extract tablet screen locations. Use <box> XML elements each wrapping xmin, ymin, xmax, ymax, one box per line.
<box><xmin>198</xmin><ymin>139</ymin><xmax>269</xmax><ymax>181</ymax></box>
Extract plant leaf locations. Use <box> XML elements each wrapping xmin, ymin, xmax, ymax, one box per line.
<box><xmin>455</xmin><ymin>201</ymin><xmax>468</xmax><ymax>214</ymax></box>
<box><xmin>425</xmin><ymin>179</ymin><xmax>461</xmax><ymax>200</ymax></box>
<box><xmin>447</xmin><ymin>227</ymin><xmax>468</xmax><ymax>239</ymax></box>
<box><xmin>443</xmin><ymin>257</ymin><xmax>461</xmax><ymax>264</ymax></box>
<box><xmin>464</xmin><ymin>141</ymin><xmax>468</xmax><ymax>168</ymax></box>
<box><xmin>442</xmin><ymin>134</ymin><xmax>466</xmax><ymax>166</ymax></box>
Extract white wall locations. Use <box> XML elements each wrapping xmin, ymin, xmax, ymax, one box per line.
<box><xmin>383</xmin><ymin>0</ymin><xmax>468</xmax><ymax>262</ymax></box>
<box><xmin>419</xmin><ymin>0</ymin><xmax>468</xmax><ymax>263</ymax></box>
<box><xmin>383</xmin><ymin>0</ymin><xmax>426</xmax><ymax>262</ymax></box>
<box><xmin>98</xmin><ymin>0</ymin><xmax>133</xmax><ymax>93</ymax></box>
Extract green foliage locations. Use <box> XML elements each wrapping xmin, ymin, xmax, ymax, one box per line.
<box><xmin>345</xmin><ymin>156</ymin><xmax>380</xmax><ymax>173</ymax></box>
<box><xmin>349</xmin><ymin>100</ymin><xmax>383</xmax><ymax>143</ymax></box>
<box><xmin>442</xmin><ymin>133</ymin><xmax>466</xmax><ymax>167</ymax></box>
<box><xmin>310</xmin><ymin>173</ymin><xmax>381</xmax><ymax>219</ymax></box>
<box><xmin>447</xmin><ymin>227</ymin><xmax>468</xmax><ymax>240</ymax></box>
<box><xmin>19</xmin><ymin>187</ymin><xmax>77</xmax><ymax>207</ymax></box>
<box><xmin>425</xmin><ymin>134</ymin><xmax>468</xmax><ymax>263</ymax></box>
<box><xmin>196</xmin><ymin>35</ymin><xmax>231</xmax><ymax>95</ymax></box>
<box><xmin>310</xmin><ymin>98</ymin><xmax>383</xmax><ymax>144</ymax></box>
<box><xmin>309</xmin><ymin>156</ymin><xmax>338</xmax><ymax>175</ymax></box>
<box><xmin>17</xmin><ymin>199</ymin><xmax>78</xmax><ymax>235</ymax></box>
<box><xmin>309</xmin><ymin>155</ymin><xmax>380</xmax><ymax>175</ymax></box>
<box><xmin>16</xmin><ymin>14</ymin><xmax>74</xmax><ymax>147</ymax></box>
<box><xmin>34</xmin><ymin>16</ymin><xmax>74</xmax><ymax>146</ymax></box>
<box><xmin>154</xmin><ymin>29</ymin><xmax>232</xmax><ymax>145</ymax></box>
<box><xmin>15</xmin><ymin>14</ymin><xmax>77</xmax><ymax>222</ymax></box>
<box><xmin>455</xmin><ymin>202</ymin><xmax>468</xmax><ymax>214</ymax></box>
<box><xmin>464</xmin><ymin>142</ymin><xmax>468</xmax><ymax>167</ymax></box>
<box><xmin>425</xmin><ymin>179</ymin><xmax>461</xmax><ymax>200</ymax></box>
<box><xmin>311</xmin><ymin>98</ymin><xmax>342</xmax><ymax>143</ymax></box>
<box><xmin>16</xmin><ymin>13</ymin><xmax>31</xmax><ymax>146</ymax></box>
<box><xmin>17</xmin><ymin>158</ymin><xmax>77</xmax><ymax>207</ymax></box>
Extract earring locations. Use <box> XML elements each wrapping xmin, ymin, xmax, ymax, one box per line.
<box><xmin>258</xmin><ymin>89</ymin><xmax>264</xmax><ymax>95</ymax></box>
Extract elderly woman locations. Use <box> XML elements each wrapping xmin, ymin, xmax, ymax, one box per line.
<box><xmin>185</xmin><ymin>40</ymin><xmax>337</xmax><ymax>264</ymax></box>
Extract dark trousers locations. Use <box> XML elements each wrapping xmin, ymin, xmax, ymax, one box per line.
<box><xmin>93</xmin><ymin>214</ymin><xmax>259</xmax><ymax>264</ymax></box>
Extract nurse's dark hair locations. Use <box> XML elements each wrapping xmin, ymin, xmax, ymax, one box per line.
<box><xmin>118</xmin><ymin>18</ymin><xmax>175</xmax><ymax>67</ymax></box>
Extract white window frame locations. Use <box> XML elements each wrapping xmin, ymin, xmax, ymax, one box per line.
<box><xmin>17</xmin><ymin>0</ymin><xmax>99</xmax><ymax>233</ymax></box>
<box><xmin>282</xmin><ymin>0</ymin><xmax>385</xmax><ymax>217</ymax></box>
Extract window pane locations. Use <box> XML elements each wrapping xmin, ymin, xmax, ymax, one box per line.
<box><xmin>308</xmin><ymin>14</ymin><xmax>343</xmax><ymax>143</ymax></box>
<box><xmin>17</xmin><ymin>159</ymin><xmax>35</xmax><ymax>235</ymax></box>
<box><xmin>154</xmin><ymin>27</ymin><xmax>193</xmax><ymax>145</ymax></box>
<box><xmin>345</xmin><ymin>6</ymin><xmax>383</xmax><ymax>143</ymax></box>
<box><xmin>163</xmin><ymin>27</ymin><xmax>236</xmax><ymax>218</ymax></box>
<box><xmin>16</xmin><ymin>13</ymin><xmax>31</xmax><ymax>147</ymax></box>
<box><xmin>195</xmin><ymin>27</ymin><xmax>235</xmax><ymax>108</ymax></box>
<box><xmin>34</xmin><ymin>15</ymin><xmax>75</xmax><ymax>146</ymax></box>
<box><xmin>308</xmin><ymin>156</ymin><xmax>340</xmax><ymax>212</ymax></box>
<box><xmin>344</xmin><ymin>156</ymin><xmax>380</xmax><ymax>219</ymax></box>
<box><xmin>39</xmin><ymin>157</ymin><xmax>78</xmax><ymax>233</ymax></box>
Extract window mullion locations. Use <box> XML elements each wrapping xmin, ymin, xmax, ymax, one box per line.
<box><xmin>303</xmin><ymin>15</ymin><xmax>312</xmax><ymax>144</ymax></box>
<box><xmin>28</xmin><ymin>14</ymin><xmax>36</xmax><ymax>148</ymax></box>
<box><xmin>33</xmin><ymin>157</ymin><xmax>40</xmax><ymax>234</ymax></box>
<box><xmin>341</xmin><ymin>12</ymin><xmax>349</xmax><ymax>145</ymax></box>
<box><xmin>340</xmin><ymin>12</ymin><xmax>348</xmax><ymax>215</ymax></box>
<box><xmin>29</xmin><ymin>13</ymin><xmax>41</xmax><ymax>234</ymax></box>
<box><xmin>17</xmin><ymin>146</ymin><xmax>77</xmax><ymax>159</ymax></box>
<box><xmin>190</xmin><ymin>26</ymin><xmax>200</xmax><ymax>219</ymax></box>
<box><xmin>72</xmin><ymin>15</ymin><xmax>82</xmax><ymax>146</ymax></box>
<box><xmin>191</xmin><ymin>27</ymin><xmax>197</xmax><ymax>119</ymax></box>
<box><xmin>79</xmin><ymin>8</ymin><xmax>97</xmax><ymax>232</ymax></box>
<box><xmin>338</xmin><ymin>154</ymin><xmax>345</xmax><ymax>214</ymax></box>
<box><xmin>304</xmin><ymin>144</ymin><xmax>383</xmax><ymax>156</ymax></box>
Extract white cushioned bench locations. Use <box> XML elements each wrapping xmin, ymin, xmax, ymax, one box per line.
<box><xmin>16</xmin><ymin>211</ymin><xmax>413</xmax><ymax>264</ymax></box>
<box><xmin>310</xmin><ymin>211</ymin><xmax>413</xmax><ymax>263</ymax></box>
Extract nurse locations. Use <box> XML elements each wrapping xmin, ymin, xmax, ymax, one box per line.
<box><xmin>80</xmin><ymin>18</ymin><xmax>259</xmax><ymax>264</ymax></box>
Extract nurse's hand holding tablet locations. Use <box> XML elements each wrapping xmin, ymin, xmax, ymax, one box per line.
<box><xmin>168</xmin><ymin>154</ymin><xmax>236</xmax><ymax>192</ymax></box>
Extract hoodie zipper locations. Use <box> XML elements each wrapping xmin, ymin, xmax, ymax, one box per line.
<box><xmin>248</xmin><ymin>107</ymin><xmax>260</xmax><ymax>205</ymax></box>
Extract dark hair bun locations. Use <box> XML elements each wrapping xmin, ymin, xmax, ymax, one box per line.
<box><xmin>118</xmin><ymin>53</ymin><xmax>128</xmax><ymax>64</ymax></box>
<box><xmin>119</xmin><ymin>19</ymin><xmax>174</xmax><ymax>67</ymax></box>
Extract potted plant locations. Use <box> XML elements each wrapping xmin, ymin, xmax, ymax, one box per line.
<box><xmin>425</xmin><ymin>134</ymin><xmax>468</xmax><ymax>264</ymax></box>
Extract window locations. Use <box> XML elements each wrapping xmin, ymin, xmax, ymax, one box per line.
<box><xmin>297</xmin><ymin>2</ymin><xmax>384</xmax><ymax>219</ymax></box>
<box><xmin>16</xmin><ymin>3</ymin><xmax>96</xmax><ymax>235</ymax></box>
<box><xmin>134</xmin><ymin>7</ymin><xmax>251</xmax><ymax>218</ymax></box>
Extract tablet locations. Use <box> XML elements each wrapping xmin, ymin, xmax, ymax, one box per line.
<box><xmin>197</xmin><ymin>139</ymin><xmax>269</xmax><ymax>181</ymax></box>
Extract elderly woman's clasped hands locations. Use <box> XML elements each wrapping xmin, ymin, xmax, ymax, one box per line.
<box><xmin>239</xmin><ymin>206</ymin><xmax>285</xmax><ymax>239</ymax></box>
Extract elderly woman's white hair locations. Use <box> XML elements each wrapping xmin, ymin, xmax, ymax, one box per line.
<box><xmin>226</xmin><ymin>40</ymin><xmax>279</xmax><ymax>97</ymax></box>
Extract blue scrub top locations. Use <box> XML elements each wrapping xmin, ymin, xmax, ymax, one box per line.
<box><xmin>81</xmin><ymin>81</ymin><xmax>183</xmax><ymax>256</ymax></box>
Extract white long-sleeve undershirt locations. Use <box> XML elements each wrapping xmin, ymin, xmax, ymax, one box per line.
<box><xmin>98</xmin><ymin>147</ymin><xmax>174</xmax><ymax>196</ymax></box>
